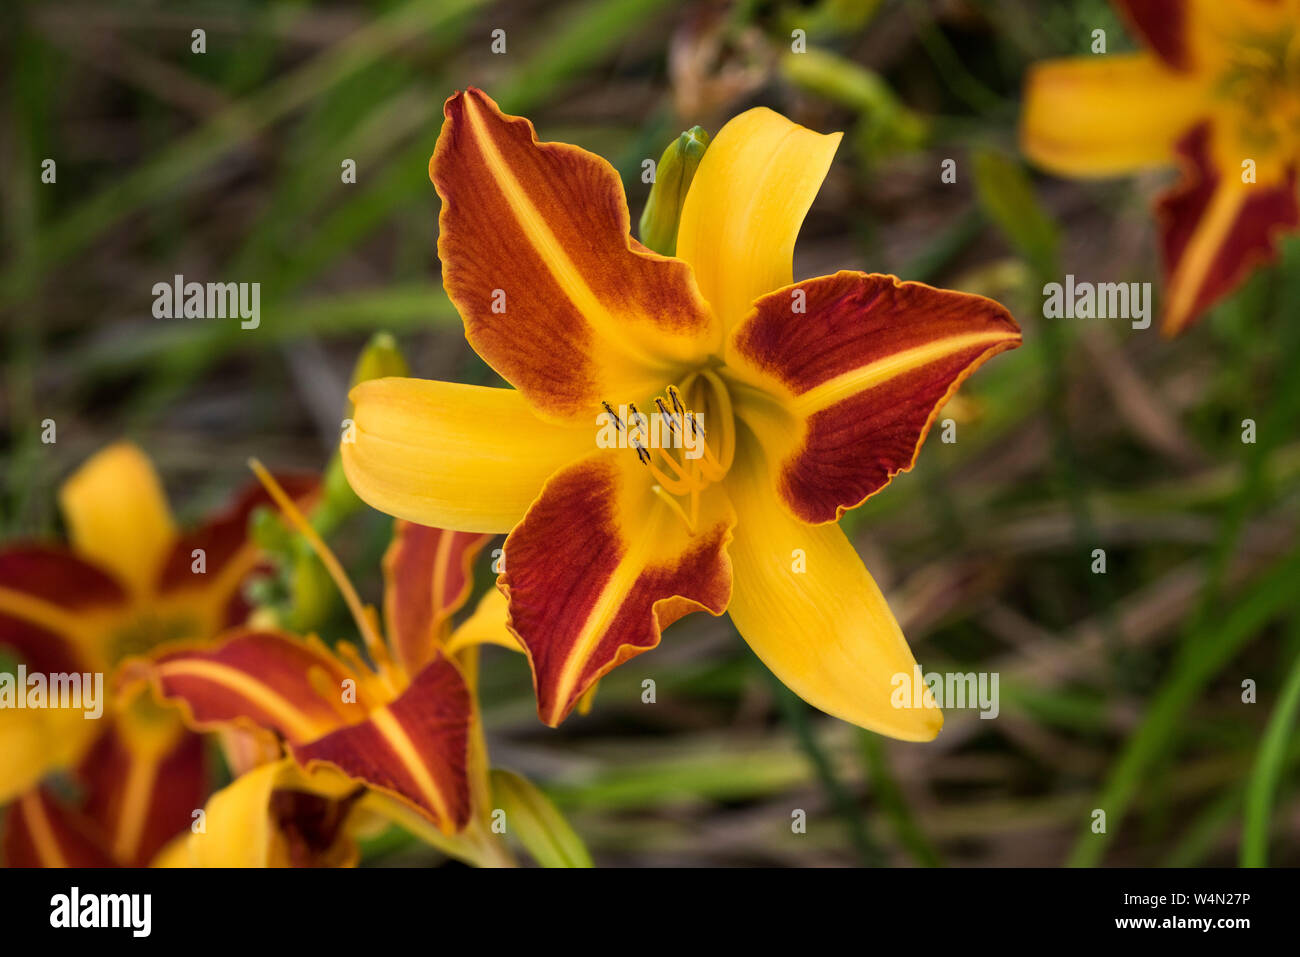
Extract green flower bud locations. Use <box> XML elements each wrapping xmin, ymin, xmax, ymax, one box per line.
<box><xmin>287</xmin><ymin>542</ymin><xmax>338</xmax><ymax>632</ymax></box>
<box><xmin>349</xmin><ymin>332</ymin><xmax>409</xmax><ymax>395</ymax></box>
<box><xmin>639</xmin><ymin>126</ymin><xmax>710</xmax><ymax>256</ymax></box>
<box><xmin>318</xmin><ymin>332</ymin><xmax>412</xmax><ymax>532</ymax></box>
<box><xmin>250</xmin><ymin>504</ymin><xmax>292</xmax><ymax>554</ymax></box>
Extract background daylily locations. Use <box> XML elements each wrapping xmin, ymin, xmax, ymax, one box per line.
<box><xmin>1021</xmin><ymin>0</ymin><xmax>1300</xmax><ymax>335</ymax></box>
<box><xmin>134</xmin><ymin>469</ymin><xmax>567</xmax><ymax>867</ymax></box>
<box><xmin>0</xmin><ymin>442</ymin><xmax>314</xmax><ymax>866</ymax></box>
<box><xmin>342</xmin><ymin>88</ymin><xmax>1021</xmax><ymax>742</ymax></box>
<box><xmin>152</xmin><ymin>756</ymin><xmax>367</xmax><ymax>867</ymax></box>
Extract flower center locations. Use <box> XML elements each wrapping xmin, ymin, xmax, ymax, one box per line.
<box><xmin>1218</xmin><ymin>29</ymin><xmax>1300</xmax><ymax>157</ymax></box>
<box><xmin>107</xmin><ymin>612</ymin><xmax>201</xmax><ymax>665</ymax></box>
<box><xmin>603</xmin><ymin>369</ymin><xmax>735</xmax><ymax>532</ymax></box>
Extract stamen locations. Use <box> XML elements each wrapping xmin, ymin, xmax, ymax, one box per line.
<box><xmin>667</xmin><ymin>385</ymin><xmax>685</xmax><ymax>415</ymax></box>
<box><xmin>309</xmin><ymin>651</ymin><xmax>368</xmax><ymax>720</ymax></box>
<box><xmin>655</xmin><ymin>397</ymin><xmax>682</xmax><ymax>436</ymax></box>
<box><xmin>601</xmin><ymin>400</ymin><xmax>626</xmax><ymax>433</ymax></box>
<box><xmin>248</xmin><ymin>459</ymin><xmax>398</xmax><ymax>688</ymax></box>
<box><xmin>609</xmin><ymin>377</ymin><xmax>734</xmax><ymax>524</ymax></box>
<box><xmin>645</xmin><ymin>456</ymin><xmax>692</xmax><ymax>495</ymax></box>
<box><xmin>335</xmin><ymin>641</ymin><xmax>380</xmax><ymax>691</ymax></box>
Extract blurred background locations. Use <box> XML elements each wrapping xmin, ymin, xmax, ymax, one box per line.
<box><xmin>3</xmin><ymin>0</ymin><xmax>1299</xmax><ymax>866</ymax></box>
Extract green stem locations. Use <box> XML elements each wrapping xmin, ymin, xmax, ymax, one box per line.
<box><xmin>859</xmin><ymin>732</ymin><xmax>943</xmax><ymax>866</ymax></box>
<box><xmin>761</xmin><ymin>664</ymin><xmax>884</xmax><ymax>866</ymax></box>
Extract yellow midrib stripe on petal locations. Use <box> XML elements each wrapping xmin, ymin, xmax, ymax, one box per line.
<box><xmin>462</xmin><ymin>100</ymin><xmax>634</xmax><ymax>361</ymax></box>
<box><xmin>367</xmin><ymin>706</ymin><xmax>453</xmax><ymax>832</ymax></box>
<box><xmin>154</xmin><ymin>659</ymin><xmax>330</xmax><ymax>743</ymax></box>
<box><xmin>790</xmin><ymin>331</ymin><xmax>1019</xmax><ymax>416</ymax></box>
<box><xmin>461</xmin><ymin>97</ymin><xmax>654</xmax><ymax>370</ymax></box>
<box><xmin>465</xmin><ymin>98</ymin><xmax>603</xmax><ymax>319</ymax></box>
<box><xmin>1164</xmin><ymin>181</ymin><xmax>1246</xmax><ymax>332</ymax></box>
<box><xmin>20</xmin><ymin>791</ymin><xmax>69</xmax><ymax>867</ymax></box>
<box><xmin>112</xmin><ymin>752</ymin><xmax>161</xmax><ymax>864</ymax></box>
<box><xmin>430</xmin><ymin>529</ymin><xmax>454</xmax><ymax>638</ymax></box>
<box><xmin>0</xmin><ymin>586</ymin><xmax>103</xmax><ymax>655</ymax></box>
<box><xmin>549</xmin><ymin>537</ymin><xmax>650</xmax><ymax>721</ymax></box>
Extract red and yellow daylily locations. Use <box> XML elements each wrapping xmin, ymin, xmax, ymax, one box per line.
<box><xmin>341</xmin><ymin>89</ymin><xmax>1021</xmax><ymax>741</ymax></box>
<box><xmin>132</xmin><ymin>468</ymin><xmax>521</xmax><ymax>867</ymax></box>
<box><xmin>0</xmin><ymin>442</ymin><xmax>314</xmax><ymax>866</ymax></box>
<box><xmin>1021</xmin><ymin>0</ymin><xmax>1300</xmax><ymax>335</ymax></box>
<box><xmin>151</xmin><ymin>755</ymin><xmax>369</xmax><ymax>867</ymax></box>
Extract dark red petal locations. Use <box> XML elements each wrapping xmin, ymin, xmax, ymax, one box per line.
<box><xmin>292</xmin><ymin>655</ymin><xmax>473</xmax><ymax>833</ymax></box>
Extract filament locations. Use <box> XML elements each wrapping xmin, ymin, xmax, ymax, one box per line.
<box><xmin>247</xmin><ymin>459</ymin><xmax>395</xmax><ymax>683</ymax></box>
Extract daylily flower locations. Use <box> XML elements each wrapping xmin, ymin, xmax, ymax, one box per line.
<box><xmin>133</xmin><ymin>467</ymin><xmax>523</xmax><ymax>867</ymax></box>
<box><xmin>1021</xmin><ymin>0</ymin><xmax>1300</xmax><ymax>335</ymax></box>
<box><xmin>152</xmin><ymin>755</ymin><xmax>368</xmax><ymax>867</ymax></box>
<box><xmin>2</xmin><ymin>700</ymin><xmax>207</xmax><ymax>868</ymax></box>
<box><xmin>341</xmin><ymin>89</ymin><xmax>1021</xmax><ymax>741</ymax></box>
<box><xmin>0</xmin><ymin>442</ymin><xmax>314</xmax><ymax>866</ymax></box>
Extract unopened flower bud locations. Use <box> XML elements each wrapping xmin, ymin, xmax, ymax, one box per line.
<box><xmin>639</xmin><ymin>126</ymin><xmax>710</xmax><ymax>256</ymax></box>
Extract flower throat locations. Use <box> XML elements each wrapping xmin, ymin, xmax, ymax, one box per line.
<box><xmin>602</xmin><ymin>370</ymin><xmax>735</xmax><ymax>533</ymax></box>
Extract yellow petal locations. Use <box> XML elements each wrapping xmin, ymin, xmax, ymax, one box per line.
<box><xmin>724</xmin><ymin>440</ymin><xmax>941</xmax><ymax>740</ymax></box>
<box><xmin>1020</xmin><ymin>53</ymin><xmax>1208</xmax><ymax>178</ymax></box>
<box><xmin>183</xmin><ymin>758</ymin><xmax>360</xmax><ymax>867</ymax></box>
<box><xmin>341</xmin><ymin>378</ymin><xmax>592</xmax><ymax>534</ymax></box>
<box><xmin>149</xmin><ymin>831</ymin><xmax>192</xmax><ymax>867</ymax></box>
<box><xmin>676</xmin><ymin>107</ymin><xmax>842</xmax><ymax>330</ymax></box>
<box><xmin>0</xmin><ymin>705</ymin><xmax>99</xmax><ymax>804</ymax></box>
<box><xmin>444</xmin><ymin>586</ymin><xmax>523</xmax><ymax>657</ymax></box>
<box><xmin>58</xmin><ymin>442</ymin><xmax>176</xmax><ymax>596</ymax></box>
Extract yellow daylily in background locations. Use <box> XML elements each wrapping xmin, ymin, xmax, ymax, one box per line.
<box><xmin>0</xmin><ymin>442</ymin><xmax>314</xmax><ymax>866</ymax></box>
<box><xmin>342</xmin><ymin>89</ymin><xmax>1021</xmax><ymax>740</ymax></box>
<box><xmin>1021</xmin><ymin>0</ymin><xmax>1300</xmax><ymax>335</ymax></box>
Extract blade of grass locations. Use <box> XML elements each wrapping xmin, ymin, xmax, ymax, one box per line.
<box><xmin>124</xmin><ymin>0</ymin><xmax>684</xmax><ymax>423</ymax></box>
<box><xmin>859</xmin><ymin>732</ymin><xmax>943</xmax><ymax>866</ymax></box>
<box><xmin>1068</xmin><ymin>542</ymin><xmax>1300</xmax><ymax>866</ymax></box>
<box><xmin>1240</xmin><ymin>617</ymin><xmax>1300</xmax><ymax>866</ymax></box>
<box><xmin>759</xmin><ymin>661</ymin><xmax>884</xmax><ymax>867</ymax></box>
<box><xmin>0</xmin><ymin>0</ymin><xmax>486</xmax><ymax>308</ymax></box>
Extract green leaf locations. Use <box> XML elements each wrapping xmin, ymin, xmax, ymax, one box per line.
<box><xmin>971</xmin><ymin>149</ymin><xmax>1060</xmax><ymax>280</ymax></box>
<box><xmin>491</xmin><ymin>769</ymin><xmax>593</xmax><ymax>868</ymax></box>
<box><xmin>1241</xmin><ymin>628</ymin><xmax>1300</xmax><ymax>866</ymax></box>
